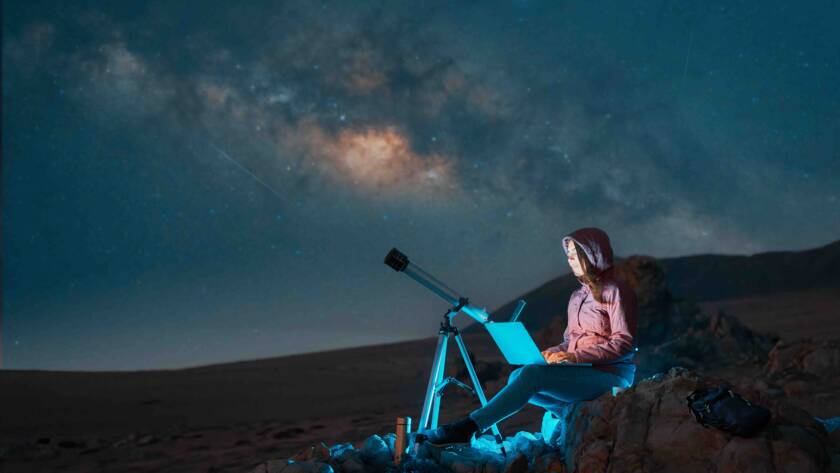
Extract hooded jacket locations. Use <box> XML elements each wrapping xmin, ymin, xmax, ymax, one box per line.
<box><xmin>551</xmin><ymin>227</ymin><xmax>638</xmax><ymax>386</ymax></box>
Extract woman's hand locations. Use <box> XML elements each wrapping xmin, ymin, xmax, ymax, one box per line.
<box><xmin>544</xmin><ymin>351</ymin><xmax>578</xmax><ymax>364</ymax></box>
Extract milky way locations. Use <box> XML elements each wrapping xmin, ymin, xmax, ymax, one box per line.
<box><xmin>3</xmin><ymin>0</ymin><xmax>838</xmax><ymax>370</ymax></box>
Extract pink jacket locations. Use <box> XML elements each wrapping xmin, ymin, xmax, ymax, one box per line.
<box><xmin>549</xmin><ymin>228</ymin><xmax>638</xmax><ymax>383</ymax></box>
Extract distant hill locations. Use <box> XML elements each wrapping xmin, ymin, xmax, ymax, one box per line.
<box><xmin>464</xmin><ymin>238</ymin><xmax>840</xmax><ymax>334</ymax></box>
<box><xmin>657</xmin><ymin>239</ymin><xmax>840</xmax><ymax>301</ymax></box>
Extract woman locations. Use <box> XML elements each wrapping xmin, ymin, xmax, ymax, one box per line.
<box><xmin>419</xmin><ymin>227</ymin><xmax>638</xmax><ymax>447</ymax></box>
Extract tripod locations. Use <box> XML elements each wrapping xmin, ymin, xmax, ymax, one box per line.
<box><xmin>384</xmin><ymin>248</ymin><xmax>518</xmax><ymax>453</ymax></box>
<box><xmin>418</xmin><ymin>297</ymin><xmax>506</xmax><ymax>449</ymax></box>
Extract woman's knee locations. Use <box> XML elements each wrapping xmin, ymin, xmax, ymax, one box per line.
<box><xmin>507</xmin><ymin>366</ymin><xmax>525</xmax><ymax>384</ymax></box>
<box><xmin>511</xmin><ymin>364</ymin><xmax>544</xmax><ymax>385</ymax></box>
<box><xmin>521</xmin><ymin>364</ymin><xmax>544</xmax><ymax>377</ymax></box>
<box><xmin>506</xmin><ymin>365</ymin><xmax>547</xmax><ymax>392</ymax></box>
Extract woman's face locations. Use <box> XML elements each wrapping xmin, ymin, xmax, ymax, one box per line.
<box><xmin>566</xmin><ymin>240</ymin><xmax>584</xmax><ymax>277</ymax></box>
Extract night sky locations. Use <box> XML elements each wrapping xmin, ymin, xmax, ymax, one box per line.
<box><xmin>2</xmin><ymin>1</ymin><xmax>838</xmax><ymax>371</ymax></box>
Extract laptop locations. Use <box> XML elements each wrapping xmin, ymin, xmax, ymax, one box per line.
<box><xmin>485</xmin><ymin>321</ymin><xmax>593</xmax><ymax>366</ymax></box>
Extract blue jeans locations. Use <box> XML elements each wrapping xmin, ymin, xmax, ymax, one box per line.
<box><xmin>468</xmin><ymin>364</ymin><xmax>628</xmax><ymax>433</ymax></box>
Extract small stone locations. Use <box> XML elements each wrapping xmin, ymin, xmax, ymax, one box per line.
<box><xmin>137</xmin><ymin>435</ymin><xmax>159</xmax><ymax>446</ymax></box>
<box><xmin>340</xmin><ymin>458</ymin><xmax>365</xmax><ymax>473</ymax></box>
<box><xmin>360</xmin><ymin>434</ymin><xmax>391</xmax><ymax>467</ymax></box>
<box><xmin>503</xmin><ymin>453</ymin><xmax>529</xmax><ymax>473</ymax></box>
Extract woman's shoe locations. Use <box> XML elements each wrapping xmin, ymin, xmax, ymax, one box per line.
<box><xmin>418</xmin><ymin>416</ymin><xmax>479</xmax><ymax>447</ymax></box>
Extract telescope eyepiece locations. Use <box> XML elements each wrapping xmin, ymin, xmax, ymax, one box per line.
<box><xmin>384</xmin><ymin>248</ymin><xmax>410</xmax><ymax>272</ymax></box>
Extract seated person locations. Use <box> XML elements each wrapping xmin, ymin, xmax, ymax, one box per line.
<box><xmin>420</xmin><ymin>227</ymin><xmax>638</xmax><ymax>446</ymax></box>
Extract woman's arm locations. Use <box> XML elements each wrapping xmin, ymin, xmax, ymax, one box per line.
<box><xmin>572</xmin><ymin>283</ymin><xmax>637</xmax><ymax>364</ymax></box>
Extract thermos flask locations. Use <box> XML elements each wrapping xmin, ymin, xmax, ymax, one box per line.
<box><xmin>394</xmin><ymin>416</ymin><xmax>412</xmax><ymax>464</ymax></box>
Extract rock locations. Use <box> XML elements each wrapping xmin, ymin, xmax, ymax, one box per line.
<box><xmin>382</xmin><ymin>432</ymin><xmax>396</xmax><ymax>457</ymax></box>
<box><xmin>533</xmin><ymin>451</ymin><xmax>566</xmax><ymax>473</ymax></box>
<box><xmin>439</xmin><ymin>447</ymin><xmax>485</xmax><ymax>473</ymax></box>
<box><xmin>635</xmin><ymin>308</ymin><xmax>778</xmax><ymax>378</ymax></box>
<box><xmin>508</xmin><ymin>431</ymin><xmax>544</xmax><ymax>459</ymax></box>
<box><xmin>360</xmin><ymin>434</ymin><xmax>391</xmax><ymax>470</ymax></box>
<box><xmin>552</xmin><ymin>366</ymin><xmax>834</xmax><ymax>473</ymax></box>
<box><xmin>717</xmin><ymin>436</ymin><xmax>774</xmax><ymax>473</ymax></box>
<box><xmin>503</xmin><ymin>453</ymin><xmax>528</xmax><ymax>473</ymax></box>
<box><xmin>784</xmin><ymin>379</ymin><xmax>812</xmax><ymax>397</ymax></box>
<box><xmin>399</xmin><ymin>456</ymin><xmax>450</xmax><ymax>473</ymax></box>
<box><xmin>575</xmin><ymin>439</ymin><xmax>609</xmax><ymax>473</ymax></box>
<box><xmin>766</xmin><ymin>339</ymin><xmax>840</xmax><ymax>377</ymax></box>
<box><xmin>137</xmin><ymin>434</ymin><xmax>159</xmax><ymax>446</ymax></box>
<box><xmin>333</xmin><ymin>444</ymin><xmax>364</xmax><ymax>472</ymax></box>
<box><xmin>414</xmin><ymin>440</ymin><xmax>442</xmax><ymax>463</ymax></box>
<box><xmin>772</xmin><ymin>440</ymin><xmax>823</xmax><ymax>473</ymax></box>
<box><xmin>112</xmin><ymin>432</ymin><xmax>138</xmax><ymax>447</ymax></box>
<box><xmin>339</xmin><ymin>458</ymin><xmax>365</xmax><ymax>473</ymax></box>
<box><xmin>613</xmin><ymin>255</ymin><xmax>680</xmax><ymax>346</ymax></box>
<box><xmin>328</xmin><ymin>442</ymin><xmax>355</xmax><ymax>462</ymax></box>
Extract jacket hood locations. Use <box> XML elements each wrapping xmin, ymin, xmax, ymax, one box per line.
<box><xmin>562</xmin><ymin>227</ymin><xmax>614</xmax><ymax>286</ymax></box>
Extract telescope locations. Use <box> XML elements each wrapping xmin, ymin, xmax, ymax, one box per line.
<box><xmin>384</xmin><ymin>248</ymin><xmax>494</xmax><ymax>325</ymax></box>
<box><xmin>384</xmin><ymin>248</ymin><xmax>525</xmax><ymax>453</ymax></box>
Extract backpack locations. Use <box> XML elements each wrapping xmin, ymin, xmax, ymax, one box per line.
<box><xmin>686</xmin><ymin>384</ymin><xmax>771</xmax><ymax>437</ymax></box>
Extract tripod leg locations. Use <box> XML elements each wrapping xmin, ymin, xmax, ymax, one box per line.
<box><xmin>430</xmin><ymin>332</ymin><xmax>452</xmax><ymax>429</ymax></box>
<box><xmin>419</xmin><ymin>332</ymin><xmax>448</xmax><ymax>431</ymax></box>
<box><xmin>454</xmin><ymin>333</ymin><xmax>506</xmax><ymax>452</ymax></box>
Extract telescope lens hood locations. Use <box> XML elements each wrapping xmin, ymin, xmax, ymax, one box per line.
<box><xmin>384</xmin><ymin>248</ymin><xmax>409</xmax><ymax>272</ymax></box>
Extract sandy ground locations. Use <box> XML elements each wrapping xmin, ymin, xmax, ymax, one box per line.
<box><xmin>2</xmin><ymin>288</ymin><xmax>838</xmax><ymax>473</ymax></box>
<box><xmin>0</xmin><ymin>334</ymin><xmax>518</xmax><ymax>473</ymax></box>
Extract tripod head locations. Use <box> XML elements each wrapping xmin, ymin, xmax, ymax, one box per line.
<box><xmin>384</xmin><ymin>248</ymin><xmax>491</xmax><ymax>324</ymax></box>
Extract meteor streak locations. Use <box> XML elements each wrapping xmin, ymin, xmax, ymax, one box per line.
<box><xmin>206</xmin><ymin>140</ymin><xmax>285</xmax><ymax>201</ymax></box>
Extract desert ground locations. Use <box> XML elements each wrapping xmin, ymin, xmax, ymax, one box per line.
<box><xmin>2</xmin><ymin>280</ymin><xmax>838</xmax><ymax>472</ymax></box>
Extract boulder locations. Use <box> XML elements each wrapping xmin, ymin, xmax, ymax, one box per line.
<box><xmin>543</xmin><ymin>367</ymin><xmax>835</xmax><ymax>473</ymax></box>
<box><xmin>613</xmin><ymin>255</ymin><xmax>680</xmax><ymax>346</ymax></box>
<box><xmin>765</xmin><ymin>339</ymin><xmax>840</xmax><ymax>378</ymax></box>
<box><xmin>634</xmin><ymin>308</ymin><xmax>778</xmax><ymax>378</ymax></box>
<box><xmin>763</xmin><ymin>339</ymin><xmax>840</xmax><ymax>419</ymax></box>
<box><xmin>359</xmin><ymin>434</ymin><xmax>392</xmax><ymax>471</ymax></box>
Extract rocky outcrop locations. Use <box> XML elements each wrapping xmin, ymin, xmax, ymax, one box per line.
<box><xmin>549</xmin><ymin>367</ymin><xmax>837</xmax><ymax>473</ymax></box>
<box><xmin>761</xmin><ymin>339</ymin><xmax>840</xmax><ymax>420</ymax></box>
<box><xmin>249</xmin><ymin>368</ymin><xmax>840</xmax><ymax>473</ymax></box>
<box><xmin>765</xmin><ymin>339</ymin><xmax>840</xmax><ymax>379</ymax></box>
<box><xmin>613</xmin><ymin>256</ymin><xmax>683</xmax><ymax>347</ymax></box>
<box><xmin>635</xmin><ymin>308</ymin><xmax>779</xmax><ymax>377</ymax></box>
